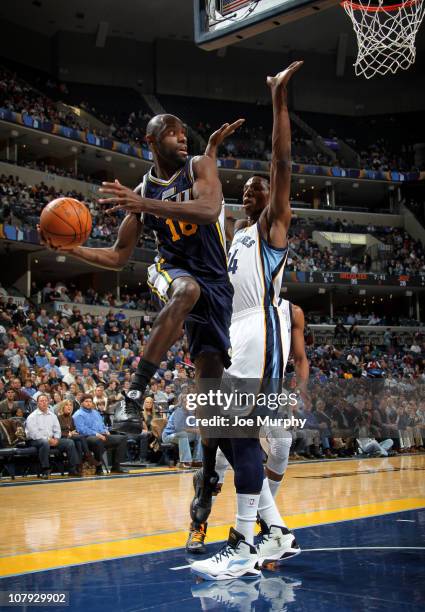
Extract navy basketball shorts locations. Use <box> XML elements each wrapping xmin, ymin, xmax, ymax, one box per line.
<box><xmin>147</xmin><ymin>262</ymin><xmax>233</xmax><ymax>368</ymax></box>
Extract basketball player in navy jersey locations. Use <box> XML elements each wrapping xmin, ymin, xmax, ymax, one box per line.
<box><xmin>39</xmin><ymin>113</ymin><xmax>233</xmax><ymax>487</ymax></box>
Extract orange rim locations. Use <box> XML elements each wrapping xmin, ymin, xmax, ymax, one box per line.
<box><xmin>341</xmin><ymin>0</ymin><xmax>419</xmax><ymax>11</ymax></box>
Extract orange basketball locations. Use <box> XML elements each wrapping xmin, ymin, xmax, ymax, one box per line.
<box><xmin>40</xmin><ymin>197</ymin><xmax>92</xmax><ymax>248</ymax></box>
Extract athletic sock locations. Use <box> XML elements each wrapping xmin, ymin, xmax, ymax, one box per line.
<box><xmin>267</xmin><ymin>477</ymin><xmax>281</xmax><ymax>499</ymax></box>
<box><xmin>235</xmin><ymin>493</ymin><xmax>260</xmax><ymax>545</ymax></box>
<box><xmin>129</xmin><ymin>358</ymin><xmax>158</xmax><ymax>394</ymax></box>
<box><xmin>258</xmin><ymin>478</ymin><xmax>287</xmax><ymax>529</ymax></box>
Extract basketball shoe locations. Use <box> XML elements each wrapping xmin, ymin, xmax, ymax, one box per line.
<box><xmin>256</xmin><ymin>524</ymin><xmax>301</xmax><ymax>568</ymax></box>
<box><xmin>191</xmin><ymin>577</ymin><xmax>260</xmax><ymax>609</ymax></box>
<box><xmin>259</xmin><ymin>575</ymin><xmax>302</xmax><ymax>611</ymax></box>
<box><xmin>122</xmin><ymin>390</ymin><xmax>143</xmax><ymax>418</ymax></box>
<box><xmin>186</xmin><ymin>521</ymin><xmax>207</xmax><ymax>554</ymax></box>
<box><xmin>190</xmin><ymin>527</ymin><xmax>261</xmax><ymax>581</ymax></box>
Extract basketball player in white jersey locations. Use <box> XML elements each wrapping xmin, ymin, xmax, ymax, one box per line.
<box><xmin>189</xmin><ymin>61</ymin><xmax>305</xmax><ymax>581</ymax></box>
<box><xmin>188</xmin><ymin>296</ymin><xmax>308</xmax><ymax>553</ymax></box>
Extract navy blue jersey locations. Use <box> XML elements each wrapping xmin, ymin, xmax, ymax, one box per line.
<box><xmin>138</xmin><ymin>157</ymin><xmax>228</xmax><ymax>282</ymax></box>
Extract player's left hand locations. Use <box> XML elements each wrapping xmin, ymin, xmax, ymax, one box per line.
<box><xmin>208</xmin><ymin>119</ymin><xmax>245</xmax><ymax>148</ymax></box>
<box><xmin>99</xmin><ymin>179</ymin><xmax>145</xmax><ymax>214</ymax></box>
<box><xmin>266</xmin><ymin>60</ymin><xmax>304</xmax><ymax>93</ymax></box>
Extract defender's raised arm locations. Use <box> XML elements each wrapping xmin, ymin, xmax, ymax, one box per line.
<box><xmin>261</xmin><ymin>60</ymin><xmax>303</xmax><ymax>248</ymax></box>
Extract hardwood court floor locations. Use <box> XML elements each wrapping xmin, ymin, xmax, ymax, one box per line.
<box><xmin>0</xmin><ymin>454</ymin><xmax>424</xmax><ymax>577</ymax></box>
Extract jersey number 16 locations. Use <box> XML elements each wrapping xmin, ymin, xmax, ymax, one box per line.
<box><xmin>165</xmin><ymin>219</ymin><xmax>198</xmax><ymax>242</ymax></box>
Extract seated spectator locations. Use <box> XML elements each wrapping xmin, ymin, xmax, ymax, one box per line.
<box><xmin>73</xmin><ymin>394</ymin><xmax>127</xmax><ymax>475</ymax></box>
<box><xmin>35</xmin><ymin>345</ymin><xmax>49</xmax><ymax>368</ymax></box>
<box><xmin>9</xmin><ymin>347</ymin><xmax>30</xmax><ymax>372</ymax></box>
<box><xmin>162</xmin><ymin>394</ymin><xmax>202</xmax><ymax>468</ymax></box>
<box><xmin>0</xmin><ymin>388</ymin><xmax>18</xmax><ymax>419</ymax></box>
<box><xmin>105</xmin><ymin>380</ymin><xmax>123</xmax><ymax>404</ymax></box>
<box><xmin>93</xmin><ymin>384</ymin><xmax>109</xmax><ymax>423</ymax></box>
<box><xmin>81</xmin><ymin>367</ymin><xmax>97</xmax><ymax>393</ymax></box>
<box><xmin>143</xmin><ymin>396</ymin><xmax>157</xmax><ymax>429</ymax></box>
<box><xmin>25</xmin><ymin>394</ymin><xmax>80</xmax><ymax>479</ymax></box>
<box><xmin>56</xmin><ymin>399</ymin><xmax>99</xmax><ymax>468</ymax></box>
<box><xmin>98</xmin><ymin>354</ymin><xmax>110</xmax><ymax>374</ymax></box>
<box><xmin>9</xmin><ymin>378</ymin><xmax>32</xmax><ymax>404</ymax></box>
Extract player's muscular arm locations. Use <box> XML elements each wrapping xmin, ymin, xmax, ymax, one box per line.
<box><xmin>205</xmin><ymin>120</ymin><xmax>245</xmax><ymax>241</ymax></box>
<box><xmin>99</xmin><ymin>156</ymin><xmax>223</xmax><ymax>225</ymax></box>
<box><xmin>290</xmin><ymin>304</ymin><xmax>309</xmax><ymax>395</ymax></box>
<box><xmin>260</xmin><ymin>61</ymin><xmax>303</xmax><ymax>248</ymax></box>
<box><xmin>63</xmin><ymin>214</ymin><xmax>142</xmax><ymax>271</ymax></box>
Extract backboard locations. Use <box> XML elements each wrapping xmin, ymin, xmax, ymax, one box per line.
<box><xmin>194</xmin><ymin>0</ymin><xmax>339</xmax><ymax>50</ymax></box>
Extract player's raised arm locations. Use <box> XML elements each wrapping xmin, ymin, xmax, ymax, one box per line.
<box><xmin>204</xmin><ymin>119</ymin><xmax>246</xmax><ymax>240</ymax></box>
<box><xmin>38</xmin><ymin>213</ymin><xmax>143</xmax><ymax>271</ymax></box>
<box><xmin>261</xmin><ymin>61</ymin><xmax>303</xmax><ymax>248</ymax></box>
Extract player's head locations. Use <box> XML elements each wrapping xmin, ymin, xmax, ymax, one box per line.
<box><xmin>243</xmin><ymin>175</ymin><xmax>270</xmax><ymax>220</ymax></box>
<box><xmin>146</xmin><ymin>114</ymin><xmax>188</xmax><ymax>169</ymax></box>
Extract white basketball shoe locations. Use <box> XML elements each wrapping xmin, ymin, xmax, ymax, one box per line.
<box><xmin>191</xmin><ymin>577</ymin><xmax>260</xmax><ymax>609</ymax></box>
<box><xmin>256</xmin><ymin>524</ymin><xmax>301</xmax><ymax>568</ymax></box>
<box><xmin>190</xmin><ymin>527</ymin><xmax>261</xmax><ymax>581</ymax></box>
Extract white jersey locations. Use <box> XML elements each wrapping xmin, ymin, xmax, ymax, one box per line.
<box><xmin>226</xmin><ymin>223</ymin><xmax>290</xmax><ymax>380</ymax></box>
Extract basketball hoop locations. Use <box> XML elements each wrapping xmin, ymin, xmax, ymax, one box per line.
<box><xmin>341</xmin><ymin>0</ymin><xmax>425</xmax><ymax>78</ymax></box>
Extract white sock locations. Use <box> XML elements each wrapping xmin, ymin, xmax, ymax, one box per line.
<box><xmin>268</xmin><ymin>477</ymin><xmax>281</xmax><ymax>499</ymax></box>
<box><xmin>235</xmin><ymin>493</ymin><xmax>260</xmax><ymax>545</ymax></box>
<box><xmin>258</xmin><ymin>478</ymin><xmax>287</xmax><ymax>529</ymax></box>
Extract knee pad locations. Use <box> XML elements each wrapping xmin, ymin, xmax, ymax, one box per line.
<box><xmin>261</xmin><ymin>434</ymin><xmax>292</xmax><ymax>476</ymax></box>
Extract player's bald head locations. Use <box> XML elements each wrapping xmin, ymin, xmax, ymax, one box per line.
<box><xmin>146</xmin><ymin>114</ymin><xmax>184</xmax><ymax>140</ymax></box>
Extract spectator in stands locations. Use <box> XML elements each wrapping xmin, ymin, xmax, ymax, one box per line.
<box><xmin>25</xmin><ymin>393</ymin><xmax>80</xmax><ymax>478</ymax></box>
<box><xmin>0</xmin><ymin>388</ymin><xmax>18</xmax><ymax>419</ymax></box>
<box><xmin>162</xmin><ymin>394</ymin><xmax>202</xmax><ymax>468</ymax></box>
<box><xmin>56</xmin><ymin>399</ymin><xmax>99</xmax><ymax>469</ymax></box>
<box><xmin>10</xmin><ymin>347</ymin><xmax>30</xmax><ymax>372</ymax></box>
<box><xmin>93</xmin><ymin>384</ymin><xmax>109</xmax><ymax>420</ymax></box>
<box><xmin>72</xmin><ymin>394</ymin><xmax>127</xmax><ymax>475</ymax></box>
<box><xmin>98</xmin><ymin>354</ymin><xmax>110</xmax><ymax>374</ymax></box>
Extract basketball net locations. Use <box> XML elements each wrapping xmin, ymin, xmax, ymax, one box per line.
<box><xmin>341</xmin><ymin>0</ymin><xmax>425</xmax><ymax>78</ymax></box>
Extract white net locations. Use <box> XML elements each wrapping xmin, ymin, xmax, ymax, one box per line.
<box><xmin>341</xmin><ymin>0</ymin><xmax>425</xmax><ymax>78</ymax></box>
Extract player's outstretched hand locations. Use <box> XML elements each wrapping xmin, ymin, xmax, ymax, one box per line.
<box><xmin>205</xmin><ymin>119</ymin><xmax>245</xmax><ymax>159</ymax></box>
<box><xmin>99</xmin><ymin>179</ymin><xmax>144</xmax><ymax>214</ymax></box>
<box><xmin>266</xmin><ymin>60</ymin><xmax>304</xmax><ymax>93</ymax></box>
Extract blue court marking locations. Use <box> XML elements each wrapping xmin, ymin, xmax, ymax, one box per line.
<box><xmin>1</xmin><ymin>509</ymin><xmax>424</xmax><ymax>611</ymax></box>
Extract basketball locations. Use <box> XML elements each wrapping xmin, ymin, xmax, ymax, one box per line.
<box><xmin>39</xmin><ymin>197</ymin><xmax>92</xmax><ymax>248</ymax></box>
